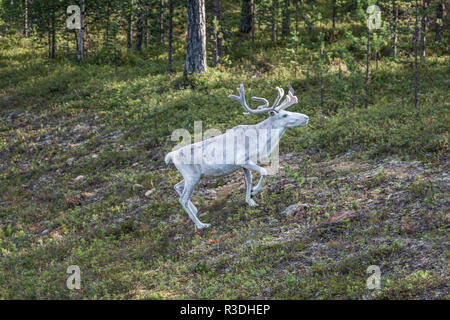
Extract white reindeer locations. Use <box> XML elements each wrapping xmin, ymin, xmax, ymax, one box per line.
<box><xmin>165</xmin><ymin>84</ymin><xmax>309</xmax><ymax>229</ymax></box>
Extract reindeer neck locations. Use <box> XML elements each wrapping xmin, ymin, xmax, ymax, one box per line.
<box><xmin>255</xmin><ymin>116</ymin><xmax>286</xmax><ymax>156</ymax></box>
<box><xmin>256</xmin><ymin>117</ymin><xmax>287</xmax><ymax>137</ymax></box>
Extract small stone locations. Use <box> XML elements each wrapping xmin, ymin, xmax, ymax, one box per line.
<box><xmin>81</xmin><ymin>192</ymin><xmax>95</xmax><ymax>198</ymax></box>
<box><xmin>74</xmin><ymin>175</ymin><xmax>85</xmax><ymax>182</ymax></box>
<box><xmin>66</xmin><ymin>157</ymin><xmax>75</xmax><ymax>164</ymax></box>
<box><xmin>144</xmin><ymin>189</ymin><xmax>154</xmax><ymax>197</ymax></box>
<box><xmin>280</xmin><ymin>203</ymin><xmax>309</xmax><ymax>217</ymax></box>
<box><xmin>41</xmin><ymin>229</ymin><xmax>49</xmax><ymax>235</ymax></box>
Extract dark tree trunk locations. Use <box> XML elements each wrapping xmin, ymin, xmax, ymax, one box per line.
<box><xmin>320</xmin><ymin>47</ymin><xmax>324</xmax><ymax>111</ymax></box>
<box><xmin>294</xmin><ymin>0</ymin><xmax>299</xmax><ymax>75</ymax></box>
<box><xmin>271</xmin><ymin>0</ymin><xmax>277</xmax><ymax>41</ymax></box>
<box><xmin>127</xmin><ymin>0</ymin><xmax>133</xmax><ymax>49</ymax></box>
<box><xmin>282</xmin><ymin>0</ymin><xmax>290</xmax><ymax>37</ymax></box>
<box><xmin>48</xmin><ymin>31</ymin><xmax>51</xmax><ymax>58</ymax></box>
<box><xmin>135</xmin><ymin>1</ymin><xmax>144</xmax><ymax>50</ymax></box>
<box><xmin>66</xmin><ymin>33</ymin><xmax>70</xmax><ymax>54</ymax></box>
<box><xmin>364</xmin><ymin>29</ymin><xmax>370</xmax><ymax>108</ymax></box>
<box><xmin>168</xmin><ymin>0</ymin><xmax>173</xmax><ymax>72</ymax></box>
<box><xmin>185</xmin><ymin>0</ymin><xmax>208</xmax><ymax>74</ymax></box>
<box><xmin>435</xmin><ymin>1</ymin><xmax>444</xmax><ymax>42</ymax></box>
<box><xmin>51</xmin><ymin>15</ymin><xmax>56</xmax><ymax>58</ymax></box>
<box><xmin>298</xmin><ymin>2</ymin><xmax>314</xmax><ymax>34</ymax></box>
<box><xmin>240</xmin><ymin>0</ymin><xmax>252</xmax><ymax>33</ymax></box>
<box><xmin>105</xmin><ymin>0</ymin><xmax>111</xmax><ymax>43</ymax></box>
<box><xmin>332</xmin><ymin>0</ymin><xmax>336</xmax><ymax>29</ymax></box>
<box><xmin>24</xmin><ymin>0</ymin><xmax>28</xmax><ymax>37</ymax></box>
<box><xmin>212</xmin><ymin>0</ymin><xmax>222</xmax><ymax>66</ymax></box>
<box><xmin>160</xmin><ymin>0</ymin><xmax>165</xmax><ymax>43</ymax></box>
<box><xmin>144</xmin><ymin>11</ymin><xmax>149</xmax><ymax>48</ymax></box>
<box><xmin>78</xmin><ymin>0</ymin><xmax>85</xmax><ymax>61</ymax></box>
<box><xmin>414</xmin><ymin>0</ymin><xmax>419</xmax><ymax>108</ymax></box>
<box><xmin>74</xmin><ymin>30</ymin><xmax>78</xmax><ymax>51</ymax></box>
<box><xmin>135</xmin><ymin>17</ymin><xmax>143</xmax><ymax>50</ymax></box>
<box><xmin>391</xmin><ymin>0</ymin><xmax>398</xmax><ymax>58</ymax></box>
<box><xmin>251</xmin><ymin>0</ymin><xmax>255</xmax><ymax>66</ymax></box>
<box><xmin>420</xmin><ymin>0</ymin><xmax>428</xmax><ymax>60</ymax></box>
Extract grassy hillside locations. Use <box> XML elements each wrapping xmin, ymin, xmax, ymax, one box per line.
<box><xmin>0</xmin><ymin>30</ymin><xmax>448</xmax><ymax>299</ymax></box>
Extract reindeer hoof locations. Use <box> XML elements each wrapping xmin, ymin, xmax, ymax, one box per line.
<box><xmin>247</xmin><ymin>199</ymin><xmax>258</xmax><ymax>207</ymax></box>
<box><xmin>196</xmin><ymin>223</ymin><xmax>211</xmax><ymax>230</ymax></box>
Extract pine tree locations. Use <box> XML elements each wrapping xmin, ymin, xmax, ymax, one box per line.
<box><xmin>185</xmin><ymin>0</ymin><xmax>207</xmax><ymax>74</ymax></box>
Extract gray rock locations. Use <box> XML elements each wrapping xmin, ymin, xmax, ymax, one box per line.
<box><xmin>74</xmin><ymin>175</ymin><xmax>85</xmax><ymax>182</ymax></box>
<box><xmin>280</xmin><ymin>203</ymin><xmax>309</xmax><ymax>217</ymax></box>
<box><xmin>144</xmin><ymin>189</ymin><xmax>154</xmax><ymax>197</ymax></box>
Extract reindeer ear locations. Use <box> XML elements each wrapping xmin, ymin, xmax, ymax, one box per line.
<box><xmin>287</xmin><ymin>84</ymin><xmax>295</xmax><ymax>95</ymax></box>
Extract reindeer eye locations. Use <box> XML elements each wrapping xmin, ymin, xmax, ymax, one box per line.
<box><xmin>283</xmin><ymin>114</ymin><xmax>288</xmax><ymax>118</ymax></box>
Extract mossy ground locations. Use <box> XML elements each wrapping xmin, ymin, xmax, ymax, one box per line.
<box><xmin>0</xmin><ymin>33</ymin><xmax>448</xmax><ymax>299</ymax></box>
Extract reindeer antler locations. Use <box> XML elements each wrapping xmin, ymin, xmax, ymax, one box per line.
<box><xmin>229</xmin><ymin>84</ymin><xmax>288</xmax><ymax>115</ymax></box>
<box><xmin>275</xmin><ymin>86</ymin><xmax>298</xmax><ymax>111</ymax></box>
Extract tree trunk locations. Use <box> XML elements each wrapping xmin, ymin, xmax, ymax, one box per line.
<box><xmin>294</xmin><ymin>0</ymin><xmax>299</xmax><ymax>76</ymax></box>
<box><xmin>212</xmin><ymin>0</ymin><xmax>222</xmax><ymax>66</ymax></box>
<box><xmin>127</xmin><ymin>0</ymin><xmax>133</xmax><ymax>49</ymax></box>
<box><xmin>298</xmin><ymin>3</ymin><xmax>314</xmax><ymax>34</ymax></box>
<box><xmin>185</xmin><ymin>0</ymin><xmax>208</xmax><ymax>74</ymax></box>
<box><xmin>332</xmin><ymin>0</ymin><xmax>336</xmax><ymax>29</ymax></box>
<box><xmin>282</xmin><ymin>0</ymin><xmax>290</xmax><ymax>37</ymax></box>
<box><xmin>48</xmin><ymin>31</ymin><xmax>51</xmax><ymax>58</ymax></box>
<box><xmin>391</xmin><ymin>0</ymin><xmax>398</xmax><ymax>57</ymax></box>
<box><xmin>78</xmin><ymin>0</ymin><xmax>85</xmax><ymax>61</ymax></box>
<box><xmin>51</xmin><ymin>15</ymin><xmax>56</xmax><ymax>58</ymax></box>
<box><xmin>271</xmin><ymin>0</ymin><xmax>277</xmax><ymax>41</ymax></box>
<box><xmin>74</xmin><ymin>30</ymin><xmax>78</xmax><ymax>51</ymax></box>
<box><xmin>24</xmin><ymin>0</ymin><xmax>28</xmax><ymax>38</ymax></box>
<box><xmin>135</xmin><ymin>1</ymin><xmax>144</xmax><ymax>50</ymax></box>
<box><xmin>364</xmin><ymin>29</ymin><xmax>370</xmax><ymax>108</ymax></box>
<box><xmin>251</xmin><ymin>0</ymin><xmax>255</xmax><ymax>66</ymax></box>
<box><xmin>320</xmin><ymin>51</ymin><xmax>324</xmax><ymax>111</ymax></box>
<box><xmin>435</xmin><ymin>1</ymin><xmax>444</xmax><ymax>42</ymax></box>
<box><xmin>144</xmin><ymin>8</ymin><xmax>149</xmax><ymax>48</ymax></box>
<box><xmin>168</xmin><ymin>0</ymin><xmax>173</xmax><ymax>72</ymax></box>
<box><xmin>414</xmin><ymin>0</ymin><xmax>419</xmax><ymax>108</ymax></box>
<box><xmin>420</xmin><ymin>0</ymin><xmax>428</xmax><ymax>60</ymax></box>
<box><xmin>105</xmin><ymin>0</ymin><xmax>110</xmax><ymax>43</ymax></box>
<box><xmin>66</xmin><ymin>33</ymin><xmax>70</xmax><ymax>54</ymax></box>
<box><xmin>160</xmin><ymin>0</ymin><xmax>165</xmax><ymax>43</ymax></box>
<box><xmin>240</xmin><ymin>0</ymin><xmax>253</xmax><ymax>33</ymax></box>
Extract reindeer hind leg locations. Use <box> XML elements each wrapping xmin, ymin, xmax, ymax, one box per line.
<box><xmin>174</xmin><ymin>180</ymin><xmax>197</xmax><ymax>215</ymax></box>
<box><xmin>179</xmin><ymin>176</ymin><xmax>210</xmax><ymax>229</ymax></box>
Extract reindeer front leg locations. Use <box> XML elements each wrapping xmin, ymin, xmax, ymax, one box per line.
<box><xmin>243</xmin><ymin>168</ymin><xmax>257</xmax><ymax>206</ymax></box>
<box><xmin>241</xmin><ymin>163</ymin><xmax>267</xmax><ymax>202</ymax></box>
<box><xmin>251</xmin><ymin>174</ymin><xmax>266</xmax><ymax>196</ymax></box>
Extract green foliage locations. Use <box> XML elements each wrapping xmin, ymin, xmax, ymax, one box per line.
<box><xmin>0</xmin><ymin>0</ymin><xmax>448</xmax><ymax>300</ymax></box>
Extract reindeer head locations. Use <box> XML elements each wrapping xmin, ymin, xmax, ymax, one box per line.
<box><xmin>229</xmin><ymin>84</ymin><xmax>309</xmax><ymax>129</ymax></box>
